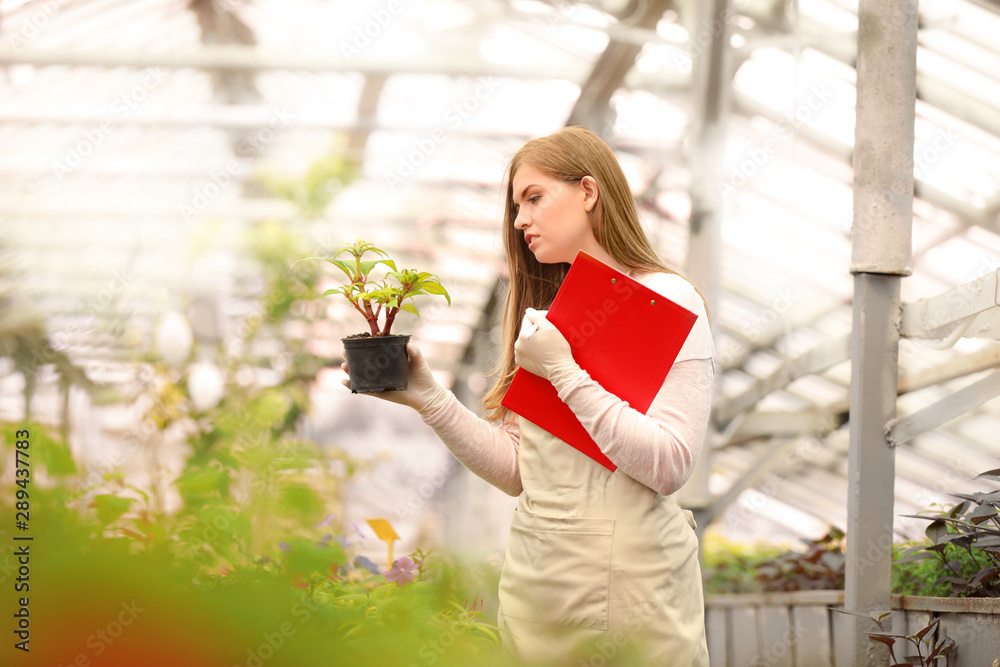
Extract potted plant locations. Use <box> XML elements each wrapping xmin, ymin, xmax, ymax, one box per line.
<box><xmin>292</xmin><ymin>239</ymin><xmax>451</xmax><ymax>393</ymax></box>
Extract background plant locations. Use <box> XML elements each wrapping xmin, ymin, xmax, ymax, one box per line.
<box><xmin>833</xmin><ymin>610</ymin><xmax>954</xmax><ymax>666</ymax></box>
<box><xmin>892</xmin><ymin>541</ymin><xmax>982</xmax><ymax>597</ymax></box>
<box><xmin>750</xmin><ymin>528</ymin><xmax>847</xmax><ymax>592</ymax></box>
<box><xmin>703</xmin><ymin>530</ymin><xmax>973</xmax><ymax>596</ymax></box>
<box><xmin>896</xmin><ymin>467</ymin><xmax>1000</xmax><ymax>598</ymax></box>
<box><xmin>0</xmin><ymin>156</ymin><xmax>501</xmax><ymax>666</ymax></box>
<box><xmin>701</xmin><ymin>534</ymin><xmax>785</xmax><ymax>594</ymax></box>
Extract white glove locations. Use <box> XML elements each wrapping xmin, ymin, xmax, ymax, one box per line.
<box><xmin>341</xmin><ymin>342</ymin><xmax>451</xmax><ymax>418</ymax></box>
<box><xmin>513</xmin><ymin>308</ymin><xmax>581</xmax><ymax>386</ymax></box>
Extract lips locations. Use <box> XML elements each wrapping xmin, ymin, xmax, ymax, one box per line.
<box><xmin>525</xmin><ymin>233</ymin><xmax>538</xmax><ymax>249</ymax></box>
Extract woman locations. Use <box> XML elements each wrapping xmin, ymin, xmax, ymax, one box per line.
<box><xmin>343</xmin><ymin>126</ymin><xmax>714</xmax><ymax>664</ymax></box>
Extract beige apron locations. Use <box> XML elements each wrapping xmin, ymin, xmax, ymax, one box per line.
<box><xmin>497</xmin><ymin>418</ymin><xmax>710</xmax><ymax>665</ymax></box>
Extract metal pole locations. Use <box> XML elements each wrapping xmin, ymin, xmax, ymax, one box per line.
<box><xmin>683</xmin><ymin>0</ymin><xmax>732</xmax><ymax>514</ymax></box>
<box><xmin>844</xmin><ymin>0</ymin><xmax>917</xmax><ymax>663</ymax></box>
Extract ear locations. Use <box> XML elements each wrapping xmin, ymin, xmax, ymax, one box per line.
<box><xmin>580</xmin><ymin>175</ymin><xmax>599</xmax><ymax>212</ymax></box>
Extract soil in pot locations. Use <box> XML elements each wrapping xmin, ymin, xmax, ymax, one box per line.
<box><xmin>342</xmin><ymin>334</ymin><xmax>411</xmax><ymax>393</ymax></box>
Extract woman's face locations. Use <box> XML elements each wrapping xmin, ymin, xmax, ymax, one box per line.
<box><xmin>511</xmin><ymin>164</ymin><xmax>599</xmax><ymax>265</ymax></box>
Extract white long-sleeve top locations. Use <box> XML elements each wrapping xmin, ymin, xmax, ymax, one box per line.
<box><xmin>420</xmin><ymin>272</ymin><xmax>715</xmax><ymax>498</ymax></box>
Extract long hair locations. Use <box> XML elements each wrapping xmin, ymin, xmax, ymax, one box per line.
<box><xmin>482</xmin><ymin>126</ymin><xmax>710</xmax><ymax>423</ymax></box>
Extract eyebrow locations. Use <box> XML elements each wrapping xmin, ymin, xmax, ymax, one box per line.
<box><xmin>515</xmin><ymin>184</ymin><xmax>539</xmax><ymax>203</ymax></box>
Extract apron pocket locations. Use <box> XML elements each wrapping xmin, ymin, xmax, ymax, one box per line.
<box><xmin>499</xmin><ymin>509</ymin><xmax>614</xmax><ymax>630</ymax></box>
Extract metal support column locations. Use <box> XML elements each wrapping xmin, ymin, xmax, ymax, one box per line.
<box><xmin>683</xmin><ymin>0</ymin><xmax>732</xmax><ymax>514</ymax></box>
<box><xmin>844</xmin><ymin>275</ymin><xmax>902</xmax><ymax>663</ymax></box>
<box><xmin>844</xmin><ymin>0</ymin><xmax>917</xmax><ymax>664</ymax></box>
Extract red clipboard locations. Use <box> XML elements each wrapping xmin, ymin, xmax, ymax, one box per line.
<box><xmin>501</xmin><ymin>251</ymin><xmax>697</xmax><ymax>471</ymax></box>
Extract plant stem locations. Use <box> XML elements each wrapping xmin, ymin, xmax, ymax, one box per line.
<box><xmin>382</xmin><ymin>307</ymin><xmax>398</xmax><ymax>336</ymax></box>
<box><xmin>363</xmin><ymin>301</ymin><xmax>379</xmax><ymax>336</ymax></box>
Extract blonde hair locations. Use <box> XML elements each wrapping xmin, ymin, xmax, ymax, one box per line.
<box><xmin>482</xmin><ymin>126</ymin><xmax>709</xmax><ymax>423</ymax></box>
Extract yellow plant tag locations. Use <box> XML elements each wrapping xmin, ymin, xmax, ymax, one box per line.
<box><xmin>366</xmin><ymin>518</ymin><xmax>400</xmax><ymax>570</ymax></box>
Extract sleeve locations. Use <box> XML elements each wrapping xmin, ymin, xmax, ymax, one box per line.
<box><xmin>419</xmin><ymin>393</ymin><xmax>523</xmax><ymax>497</ymax></box>
<box><xmin>549</xmin><ymin>273</ymin><xmax>716</xmax><ymax>496</ymax></box>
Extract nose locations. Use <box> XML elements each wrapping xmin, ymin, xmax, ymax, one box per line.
<box><xmin>513</xmin><ymin>207</ymin><xmax>528</xmax><ymax>230</ymax></box>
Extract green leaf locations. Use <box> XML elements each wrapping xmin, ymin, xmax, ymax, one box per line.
<box><xmin>280</xmin><ymin>484</ymin><xmax>322</xmax><ymax>519</ymax></box>
<box><xmin>37</xmin><ymin>432</ymin><xmax>78</xmax><ymax>477</ymax></box>
<box><xmin>400</xmin><ymin>304</ymin><xmax>419</xmax><ymax>316</ymax></box>
<box><xmin>176</xmin><ymin>466</ymin><xmax>231</xmax><ymax>502</ymax></box>
<box><xmin>419</xmin><ymin>280</ymin><xmax>451</xmax><ymax>304</ymax></box>
<box><xmin>284</xmin><ymin>538</ymin><xmax>347</xmax><ymax>578</ymax></box>
<box><xmin>360</xmin><ymin>259</ymin><xmax>396</xmax><ymax>274</ymax></box>
<box><xmin>92</xmin><ymin>494</ymin><xmax>133</xmax><ymax>526</ymax></box>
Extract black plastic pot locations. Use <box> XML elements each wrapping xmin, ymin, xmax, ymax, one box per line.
<box><xmin>342</xmin><ymin>334</ymin><xmax>411</xmax><ymax>393</ymax></box>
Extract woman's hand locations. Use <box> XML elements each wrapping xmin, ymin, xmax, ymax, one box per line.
<box><xmin>341</xmin><ymin>342</ymin><xmax>450</xmax><ymax>417</ymax></box>
<box><xmin>514</xmin><ymin>308</ymin><xmax>581</xmax><ymax>384</ymax></box>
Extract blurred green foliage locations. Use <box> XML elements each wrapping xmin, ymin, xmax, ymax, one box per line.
<box><xmin>0</xmin><ymin>402</ymin><xmax>506</xmax><ymax>667</ymax></box>
<box><xmin>0</xmin><ymin>151</ymin><xmax>511</xmax><ymax>666</ymax></box>
<box><xmin>896</xmin><ymin>483</ymin><xmax>1000</xmax><ymax>598</ymax></box>
<box><xmin>701</xmin><ymin>534</ymin><xmax>786</xmax><ymax>594</ymax></box>
<box><xmin>703</xmin><ymin>529</ymin><xmax>988</xmax><ymax>597</ymax></box>
<box><xmin>891</xmin><ymin>542</ymin><xmax>983</xmax><ymax>598</ymax></box>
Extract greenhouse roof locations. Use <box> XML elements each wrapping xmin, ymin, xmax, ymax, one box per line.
<box><xmin>1</xmin><ymin>0</ymin><xmax>999</xmax><ymax>545</ymax></box>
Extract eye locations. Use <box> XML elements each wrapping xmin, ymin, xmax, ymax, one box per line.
<box><xmin>527</xmin><ymin>195</ymin><xmax>540</xmax><ymax>204</ymax></box>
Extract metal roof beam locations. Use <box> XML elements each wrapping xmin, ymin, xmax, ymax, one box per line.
<box><xmin>900</xmin><ymin>267</ymin><xmax>1000</xmax><ymax>339</ymax></box>
<box><xmin>888</xmin><ymin>369</ymin><xmax>1000</xmax><ymax>447</ymax></box>
<box><xmin>0</xmin><ymin>46</ymin><xmax>586</xmax><ymax>79</ymax></box>
<box><xmin>713</xmin><ymin>333</ymin><xmax>851</xmax><ymax>425</ymax></box>
<box><xmin>732</xmin><ymin>90</ymin><xmax>1000</xmax><ymax>234</ymax></box>
<box><xmin>565</xmin><ymin>0</ymin><xmax>673</xmax><ymax>134</ymax></box>
<box><xmin>898</xmin><ymin>344</ymin><xmax>1000</xmax><ymax>394</ymax></box>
